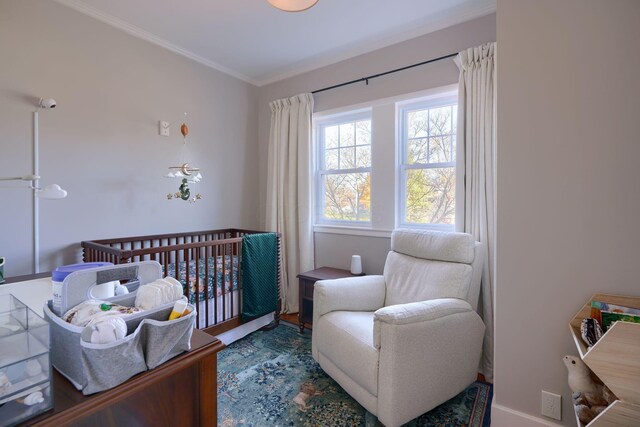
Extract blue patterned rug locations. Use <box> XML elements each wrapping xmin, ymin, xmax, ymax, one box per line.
<box><xmin>217</xmin><ymin>325</ymin><xmax>492</xmax><ymax>426</ymax></box>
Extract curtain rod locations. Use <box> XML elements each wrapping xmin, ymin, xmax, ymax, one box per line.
<box><xmin>311</xmin><ymin>52</ymin><xmax>458</xmax><ymax>95</ymax></box>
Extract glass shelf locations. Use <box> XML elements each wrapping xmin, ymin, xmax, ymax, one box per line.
<box><xmin>0</xmin><ymin>294</ymin><xmax>52</xmax><ymax>426</ymax></box>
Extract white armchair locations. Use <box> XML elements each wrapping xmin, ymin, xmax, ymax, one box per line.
<box><xmin>312</xmin><ymin>229</ymin><xmax>485</xmax><ymax>427</ymax></box>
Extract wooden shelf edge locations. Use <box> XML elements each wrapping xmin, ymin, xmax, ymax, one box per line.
<box><xmin>569</xmin><ymin>324</ymin><xmax>588</xmax><ymax>359</ymax></box>
<box><xmin>569</xmin><ymin>293</ymin><xmax>640</xmax><ymax>359</ymax></box>
<box><xmin>582</xmin><ymin>321</ymin><xmax>640</xmax><ymax>406</ymax></box>
<box><xmin>581</xmin><ymin>400</ymin><xmax>640</xmax><ymax>427</ymax></box>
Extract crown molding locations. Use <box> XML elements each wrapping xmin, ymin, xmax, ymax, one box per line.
<box><xmin>256</xmin><ymin>1</ymin><xmax>496</xmax><ymax>86</ymax></box>
<box><xmin>53</xmin><ymin>0</ymin><xmax>260</xmax><ymax>86</ymax></box>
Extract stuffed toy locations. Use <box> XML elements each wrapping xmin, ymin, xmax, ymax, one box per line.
<box><xmin>563</xmin><ymin>355</ymin><xmax>600</xmax><ymax>394</ymax></box>
<box><xmin>565</xmin><ymin>355</ymin><xmax>618</xmax><ymax>425</ymax></box>
<box><xmin>293</xmin><ymin>382</ymin><xmax>323</xmax><ymax>412</ymax></box>
<box><xmin>575</xmin><ymin>404</ymin><xmax>596</xmax><ymax>425</ymax></box>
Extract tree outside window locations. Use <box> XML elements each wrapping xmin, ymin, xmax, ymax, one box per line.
<box><xmin>401</xmin><ymin>102</ymin><xmax>457</xmax><ymax>227</ymax></box>
<box><xmin>317</xmin><ymin>115</ymin><xmax>371</xmax><ymax>223</ymax></box>
<box><xmin>314</xmin><ymin>90</ymin><xmax>458</xmax><ymax>231</ymax></box>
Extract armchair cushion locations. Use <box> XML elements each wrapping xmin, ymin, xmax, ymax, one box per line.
<box><xmin>391</xmin><ymin>229</ymin><xmax>475</xmax><ymax>264</ymax></box>
<box><xmin>373</xmin><ymin>298</ymin><xmax>475</xmax><ymax>349</ymax></box>
<box><xmin>384</xmin><ymin>252</ymin><xmax>472</xmax><ymax>306</ymax></box>
<box><xmin>314</xmin><ymin>311</ymin><xmax>378</xmax><ymax>397</ymax></box>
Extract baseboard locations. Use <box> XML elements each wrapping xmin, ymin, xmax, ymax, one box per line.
<box><xmin>215</xmin><ymin>313</ymin><xmax>274</xmax><ymax>345</ymax></box>
<box><xmin>491</xmin><ymin>403</ymin><xmax>564</xmax><ymax>427</ymax></box>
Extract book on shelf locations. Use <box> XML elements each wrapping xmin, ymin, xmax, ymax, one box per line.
<box><xmin>591</xmin><ymin>300</ymin><xmax>640</xmax><ymax>331</ymax></box>
<box><xmin>600</xmin><ymin>311</ymin><xmax>640</xmax><ymax>331</ymax></box>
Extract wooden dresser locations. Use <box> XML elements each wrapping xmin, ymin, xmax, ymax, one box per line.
<box><xmin>23</xmin><ymin>329</ymin><xmax>224</xmax><ymax>427</ymax></box>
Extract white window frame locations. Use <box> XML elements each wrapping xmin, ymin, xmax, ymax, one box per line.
<box><xmin>397</xmin><ymin>91</ymin><xmax>458</xmax><ymax>231</ymax></box>
<box><xmin>315</xmin><ymin>110</ymin><xmax>373</xmax><ymax>227</ymax></box>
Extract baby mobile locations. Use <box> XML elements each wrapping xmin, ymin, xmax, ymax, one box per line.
<box><xmin>165</xmin><ymin>113</ymin><xmax>203</xmax><ymax>203</ymax></box>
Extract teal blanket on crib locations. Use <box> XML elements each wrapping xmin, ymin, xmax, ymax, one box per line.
<box><xmin>241</xmin><ymin>233</ymin><xmax>278</xmax><ymax>320</ymax></box>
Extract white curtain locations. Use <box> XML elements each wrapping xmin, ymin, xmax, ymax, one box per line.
<box><xmin>455</xmin><ymin>43</ymin><xmax>496</xmax><ymax>382</ymax></box>
<box><xmin>266</xmin><ymin>93</ymin><xmax>315</xmax><ymax>313</ymax></box>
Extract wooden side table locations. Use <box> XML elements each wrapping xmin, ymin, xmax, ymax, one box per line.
<box><xmin>297</xmin><ymin>267</ymin><xmax>359</xmax><ymax>333</ymax></box>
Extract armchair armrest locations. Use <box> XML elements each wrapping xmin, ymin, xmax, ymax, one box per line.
<box><xmin>374</xmin><ymin>298</ymin><xmax>474</xmax><ymax>327</ymax></box>
<box><xmin>373</xmin><ymin>298</ymin><xmax>481</xmax><ymax>349</ymax></box>
<box><xmin>374</xmin><ymin>298</ymin><xmax>485</xmax><ymax>426</ymax></box>
<box><xmin>312</xmin><ymin>275</ymin><xmax>386</xmax><ymax>362</ymax></box>
<box><xmin>313</xmin><ymin>275</ymin><xmax>386</xmax><ymax>320</ymax></box>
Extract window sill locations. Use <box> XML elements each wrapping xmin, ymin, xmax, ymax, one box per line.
<box><xmin>313</xmin><ymin>225</ymin><xmax>392</xmax><ymax>238</ymax></box>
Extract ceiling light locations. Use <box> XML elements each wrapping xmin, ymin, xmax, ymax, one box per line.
<box><xmin>268</xmin><ymin>0</ymin><xmax>318</xmax><ymax>12</ymax></box>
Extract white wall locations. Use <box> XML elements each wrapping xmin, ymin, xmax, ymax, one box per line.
<box><xmin>258</xmin><ymin>14</ymin><xmax>496</xmax><ymax>274</ymax></box>
<box><xmin>0</xmin><ymin>0</ymin><xmax>259</xmax><ymax>276</ymax></box>
<box><xmin>495</xmin><ymin>0</ymin><xmax>640</xmax><ymax>425</ymax></box>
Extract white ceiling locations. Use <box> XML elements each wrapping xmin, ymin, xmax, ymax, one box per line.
<box><xmin>54</xmin><ymin>0</ymin><xmax>496</xmax><ymax>86</ymax></box>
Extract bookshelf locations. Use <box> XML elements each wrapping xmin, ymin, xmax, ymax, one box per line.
<box><xmin>568</xmin><ymin>293</ymin><xmax>640</xmax><ymax>426</ymax></box>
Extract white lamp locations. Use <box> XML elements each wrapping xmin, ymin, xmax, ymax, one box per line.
<box><xmin>350</xmin><ymin>255</ymin><xmax>363</xmax><ymax>275</ymax></box>
<box><xmin>0</xmin><ymin>97</ymin><xmax>68</xmax><ymax>273</ymax></box>
<box><xmin>268</xmin><ymin>0</ymin><xmax>318</xmax><ymax>12</ymax></box>
<box><xmin>0</xmin><ymin>175</ymin><xmax>68</xmax><ymax>199</ymax></box>
<box><xmin>38</xmin><ymin>184</ymin><xmax>67</xmax><ymax>199</ymax></box>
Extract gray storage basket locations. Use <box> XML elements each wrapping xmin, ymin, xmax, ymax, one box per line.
<box><xmin>43</xmin><ymin>261</ymin><xmax>195</xmax><ymax>395</ymax></box>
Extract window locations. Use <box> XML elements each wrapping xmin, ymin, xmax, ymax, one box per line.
<box><xmin>316</xmin><ymin>111</ymin><xmax>372</xmax><ymax>224</ymax></box>
<box><xmin>399</xmin><ymin>95</ymin><xmax>458</xmax><ymax>229</ymax></box>
<box><xmin>313</xmin><ymin>86</ymin><xmax>459</xmax><ymax>236</ymax></box>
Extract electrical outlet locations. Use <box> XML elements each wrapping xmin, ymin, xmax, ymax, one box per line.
<box><xmin>541</xmin><ymin>390</ymin><xmax>562</xmax><ymax>420</ymax></box>
<box><xmin>159</xmin><ymin>120</ymin><xmax>170</xmax><ymax>137</ymax></box>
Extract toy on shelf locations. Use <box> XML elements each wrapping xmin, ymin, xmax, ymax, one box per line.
<box><xmin>579</xmin><ymin>318</ymin><xmax>603</xmax><ymax>348</ymax></box>
<box><xmin>564</xmin><ymin>355</ymin><xmax>601</xmax><ymax>394</ymax></box>
<box><xmin>564</xmin><ymin>354</ymin><xmax>617</xmax><ymax>425</ymax></box>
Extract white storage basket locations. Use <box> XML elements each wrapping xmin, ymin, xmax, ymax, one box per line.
<box><xmin>43</xmin><ymin>261</ymin><xmax>195</xmax><ymax>395</ymax></box>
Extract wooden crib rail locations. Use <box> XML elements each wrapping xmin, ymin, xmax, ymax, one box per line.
<box><xmin>83</xmin><ymin>229</ymin><xmax>230</xmax><ymax>260</ymax></box>
<box><xmin>92</xmin><ymin>238</ymin><xmax>242</xmax><ymax>263</ymax></box>
<box><xmin>81</xmin><ymin>228</ymin><xmax>274</xmax><ymax>263</ymax></box>
<box><xmin>82</xmin><ymin>228</ymin><xmax>236</xmax><ymax>244</ymax></box>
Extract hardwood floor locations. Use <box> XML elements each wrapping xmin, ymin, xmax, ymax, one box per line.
<box><xmin>281</xmin><ymin>312</ymin><xmax>298</xmax><ymax>325</ymax></box>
